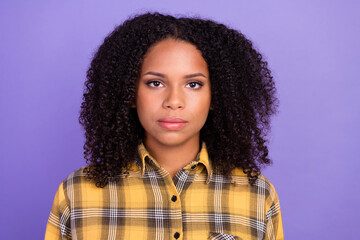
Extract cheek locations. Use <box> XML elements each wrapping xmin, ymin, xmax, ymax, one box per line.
<box><xmin>136</xmin><ymin>107</ymin><xmax>152</xmax><ymax>133</ymax></box>
<box><xmin>136</xmin><ymin>96</ymin><xmax>149</xmax><ymax>123</ymax></box>
<box><xmin>192</xmin><ymin>95</ymin><xmax>211</xmax><ymax>122</ymax></box>
<box><xmin>136</xmin><ymin>94</ymin><xmax>160</xmax><ymax>129</ymax></box>
<box><xmin>136</xmin><ymin>101</ymin><xmax>150</xmax><ymax>119</ymax></box>
<box><xmin>199</xmin><ymin>91</ymin><xmax>211</xmax><ymax>110</ymax></box>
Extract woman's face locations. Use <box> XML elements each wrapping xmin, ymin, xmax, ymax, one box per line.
<box><xmin>136</xmin><ymin>38</ymin><xmax>211</xmax><ymax>148</ymax></box>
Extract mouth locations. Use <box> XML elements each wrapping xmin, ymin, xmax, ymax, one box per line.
<box><xmin>157</xmin><ymin>117</ymin><xmax>188</xmax><ymax>130</ymax></box>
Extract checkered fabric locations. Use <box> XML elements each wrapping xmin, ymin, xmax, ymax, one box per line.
<box><xmin>45</xmin><ymin>142</ymin><xmax>283</xmax><ymax>239</ymax></box>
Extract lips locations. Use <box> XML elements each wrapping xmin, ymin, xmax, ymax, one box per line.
<box><xmin>157</xmin><ymin>117</ymin><xmax>188</xmax><ymax>130</ymax></box>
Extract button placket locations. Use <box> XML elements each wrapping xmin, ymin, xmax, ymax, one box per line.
<box><xmin>163</xmin><ymin>168</ymin><xmax>186</xmax><ymax>240</ymax></box>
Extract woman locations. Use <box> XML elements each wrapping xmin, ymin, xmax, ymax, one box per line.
<box><xmin>46</xmin><ymin>12</ymin><xmax>283</xmax><ymax>239</ymax></box>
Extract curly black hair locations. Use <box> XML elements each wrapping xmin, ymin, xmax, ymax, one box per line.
<box><xmin>79</xmin><ymin>12</ymin><xmax>278</xmax><ymax>187</ymax></box>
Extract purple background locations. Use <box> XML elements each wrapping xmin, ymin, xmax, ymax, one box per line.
<box><xmin>1</xmin><ymin>1</ymin><xmax>359</xmax><ymax>239</ymax></box>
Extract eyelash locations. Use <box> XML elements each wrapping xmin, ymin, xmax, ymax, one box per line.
<box><xmin>186</xmin><ymin>81</ymin><xmax>203</xmax><ymax>89</ymax></box>
<box><xmin>146</xmin><ymin>80</ymin><xmax>164</xmax><ymax>88</ymax></box>
<box><xmin>145</xmin><ymin>80</ymin><xmax>203</xmax><ymax>89</ymax></box>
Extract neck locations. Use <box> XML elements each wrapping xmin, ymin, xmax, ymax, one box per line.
<box><xmin>144</xmin><ymin>136</ymin><xmax>200</xmax><ymax>178</ymax></box>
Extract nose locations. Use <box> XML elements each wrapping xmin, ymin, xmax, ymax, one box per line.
<box><xmin>163</xmin><ymin>87</ymin><xmax>185</xmax><ymax>110</ymax></box>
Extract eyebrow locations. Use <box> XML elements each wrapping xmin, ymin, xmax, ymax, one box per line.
<box><xmin>143</xmin><ymin>71</ymin><xmax>207</xmax><ymax>79</ymax></box>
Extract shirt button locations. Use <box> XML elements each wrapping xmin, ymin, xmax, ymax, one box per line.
<box><xmin>171</xmin><ymin>195</ymin><xmax>177</xmax><ymax>202</ymax></box>
<box><xmin>174</xmin><ymin>232</ymin><xmax>180</xmax><ymax>239</ymax></box>
<box><xmin>191</xmin><ymin>164</ymin><xmax>197</xmax><ymax>169</ymax></box>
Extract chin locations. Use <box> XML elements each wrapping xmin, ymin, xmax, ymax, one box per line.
<box><xmin>149</xmin><ymin>132</ymin><xmax>194</xmax><ymax>147</ymax></box>
<box><xmin>157</xmin><ymin>137</ymin><xmax>189</xmax><ymax>147</ymax></box>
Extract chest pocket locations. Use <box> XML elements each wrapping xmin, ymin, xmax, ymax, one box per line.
<box><xmin>209</xmin><ymin>232</ymin><xmax>243</xmax><ymax>240</ymax></box>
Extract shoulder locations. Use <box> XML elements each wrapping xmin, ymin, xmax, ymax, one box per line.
<box><xmin>54</xmin><ymin>166</ymin><xmax>111</xmax><ymax>209</ymax></box>
<box><xmin>62</xmin><ymin>166</ymin><xmax>88</xmax><ymax>186</ymax></box>
<box><xmin>256</xmin><ymin>174</ymin><xmax>280</xmax><ymax>204</ymax></box>
<box><xmin>60</xmin><ymin>166</ymin><xmax>102</xmax><ymax>198</ymax></box>
<box><xmin>229</xmin><ymin>168</ymin><xmax>280</xmax><ymax>203</ymax></box>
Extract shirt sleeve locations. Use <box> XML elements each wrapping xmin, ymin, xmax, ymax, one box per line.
<box><xmin>45</xmin><ymin>182</ymin><xmax>72</xmax><ymax>240</ymax></box>
<box><xmin>265</xmin><ymin>190</ymin><xmax>284</xmax><ymax>240</ymax></box>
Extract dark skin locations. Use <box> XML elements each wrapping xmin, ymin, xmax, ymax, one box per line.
<box><xmin>135</xmin><ymin>38</ymin><xmax>211</xmax><ymax>178</ymax></box>
<box><xmin>81</xmin><ymin>13</ymin><xmax>277</xmax><ymax>187</ymax></box>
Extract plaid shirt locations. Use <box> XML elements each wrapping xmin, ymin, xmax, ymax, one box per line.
<box><xmin>45</xmin><ymin>143</ymin><xmax>283</xmax><ymax>240</ymax></box>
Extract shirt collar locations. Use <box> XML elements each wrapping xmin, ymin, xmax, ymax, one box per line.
<box><xmin>137</xmin><ymin>141</ymin><xmax>213</xmax><ymax>183</ymax></box>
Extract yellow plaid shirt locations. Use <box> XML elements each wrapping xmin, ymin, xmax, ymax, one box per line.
<box><xmin>45</xmin><ymin>143</ymin><xmax>284</xmax><ymax>240</ymax></box>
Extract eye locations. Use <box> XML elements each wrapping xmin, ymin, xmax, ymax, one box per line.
<box><xmin>186</xmin><ymin>81</ymin><xmax>203</xmax><ymax>89</ymax></box>
<box><xmin>147</xmin><ymin>80</ymin><xmax>164</xmax><ymax>88</ymax></box>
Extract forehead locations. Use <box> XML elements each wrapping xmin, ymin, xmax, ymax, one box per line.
<box><xmin>140</xmin><ymin>38</ymin><xmax>209</xmax><ymax>76</ymax></box>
